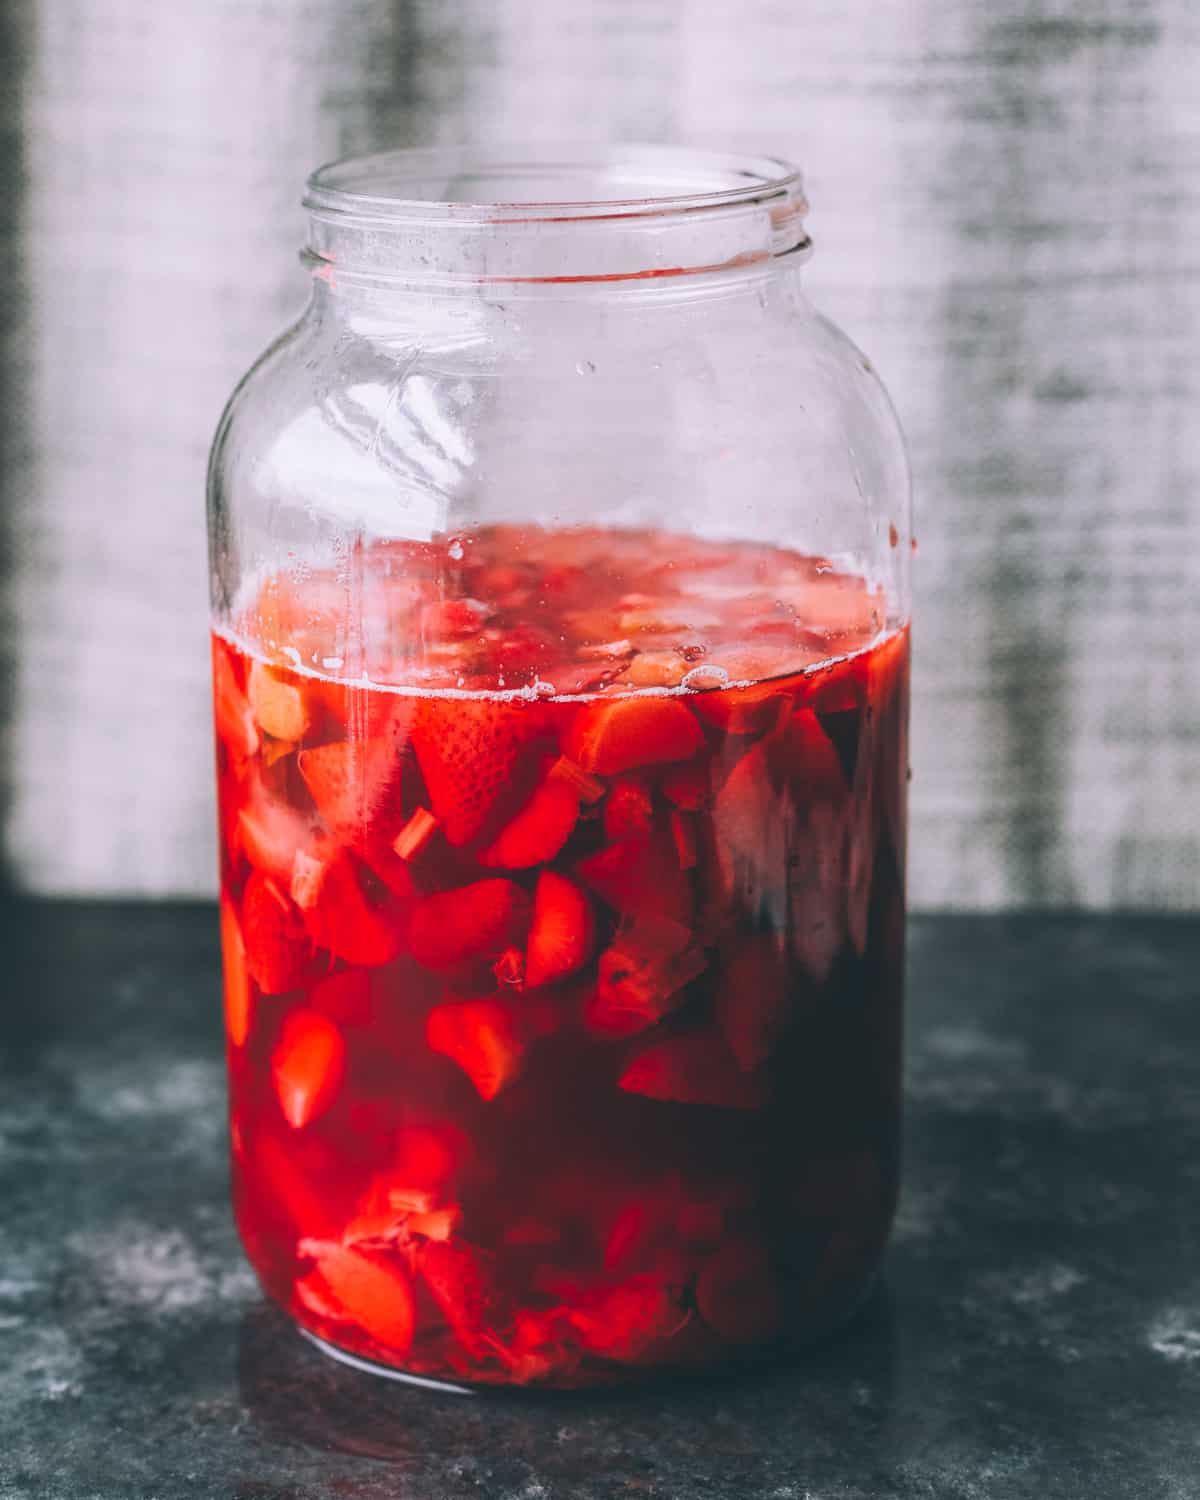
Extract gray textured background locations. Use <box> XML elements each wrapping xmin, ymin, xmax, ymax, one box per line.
<box><xmin>1</xmin><ymin>0</ymin><xmax>1198</xmax><ymax>909</ymax></box>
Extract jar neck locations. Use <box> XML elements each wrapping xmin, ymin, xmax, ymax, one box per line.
<box><xmin>302</xmin><ymin>145</ymin><xmax>811</xmax><ymax>298</ymax></box>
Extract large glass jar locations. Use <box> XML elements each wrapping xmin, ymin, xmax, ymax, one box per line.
<box><xmin>208</xmin><ymin>146</ymin><xmax>911</xmax><ymax>1390</ymax></box>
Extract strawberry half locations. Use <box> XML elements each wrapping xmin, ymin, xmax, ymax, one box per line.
<box><xmin>298</xmin><ymin>1242</ymin><xmax>415</xmax><ymax>1353</ymax></box>
<box><xmin>241</xmin><ymin>871</ymin><xmax>316</xmax><ymax>995</ymax></box>
<box><xmin>410</xmin><ymin>697</ymin><xmax>546</xmax><ymax>846</ymax></box>
<box><xmin>575</xmin><ymin>833</ymin><xmax>694</xmax><ymax>926</ymax></box>
<box><xmin>298</xmin><ymin>734</ymin><xmax>407</xmax><ymax>850</ymax></box>
<box><xmin>618</xmin><ymin>1036</ymin><xmax>766</xmax><ymax>1111</ymax></box>
<box><xmin>562</xmin><ymin>696</ymin><xmax>703</xmax><ymax>776</ymax></box>
<box><xmin>293</xmin><ymin>843</ymin><xmax>412</xmax><ymax>968</ymax></box>
<box><xmin>272</xmin><ymin>1009</ymin><xmax>346</xmax><ymax>1128</ymax></box>
<box><xmin>524</xmin><ymin>872</ymin><xmax>595</xmax><ymax>989</ymax></box>
<box><xmin>478</xmin><ymin>775</ymin><xmax>579</xmax><ymax>869</ymax></box>
<box><xmin>408</xmin><ymin>879</ymin><xmax>531</xmax><ymax>971</ymax></box>
<box><xmin>425</xmin><ymin>997</ymin><xmax>526</xmax><ymax>1100</ymax></box>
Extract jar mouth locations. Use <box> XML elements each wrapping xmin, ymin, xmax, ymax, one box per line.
<box><xmin>303</xmin><ymin>145</ymin><xmax>810</xmax><ymax>288</ymax></box>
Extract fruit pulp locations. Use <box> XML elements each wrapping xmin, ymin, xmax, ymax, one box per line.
<box><xmin>213</xmin><ymin>526</ymin><xmax>909</xmax><ymax>1388</ymax></box>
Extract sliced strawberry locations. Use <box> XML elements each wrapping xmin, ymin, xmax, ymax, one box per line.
<box><xmin>524</xmin><ymin>872</ymin><xmax>595</xmax><ymax>989</ymax></box>
<box><xmin>308</xmin><ymin>967</ymin><xmax>374</xmax><ymax>1026</ymax></box>
<box><xmin>562</xmin><ymin>696</ymin><xmax>703</xmax><ymax>776</ymax></box>
<box><xmin>298</xmin><ymin>1242</ymin><xmax>415</xmax><ymax>1352</ymax></box>
<box><xmin>575</xmin><ymin>834</ymin><xmax>693</xmax><ymax>926</ymax></box>
<box><xmin>293</xmin><ymin>844</ymin><xmax>411</xmax><ymax>968</ymax></box>
<box><xmin>247</xmin><ymin>659</ymin><xmax>310</xmax><ymax>743</ymax></box>
<box><xmin>409</xmin><ymin>697</ymin><xmax>546</xmax><ymax>846</ymax></box>
<box><xmin>603</xmin><ymin>774</ymin><xmax>655</xmax><ymax>841</ymax></box>
<box><xmin>297</xmin><ymin>736</ymin><xmax>406</xmax><ymax>848</ymax></box>
<box><xmin>272</xmin><ymin>1009</ymin><xmax>346</xmax><ymax>1128</ymax></box>
<box><xmin>211</xmin><ymin>637</ymin><xmax>259</xmax><ymax>763</ymax></box>
<box><xmin>219</xmin><ymin>896</ymin><xmax>252</xmax><ymax>1047</ymax></box>
<box><xmin>696</xmin><ymin>1237</ymin><xmax>783</xmax><ymax>1343</ymax></box>
<box><xmin>689</xmin><ymin>677</ymin><xmax>791</xmax><ymax>736</ymax></box>
<box><xmin>294</xmin><ymin>1267</ymin><xmax>345</xmax><ymax>1323</ymax></box>
<box><xmin>618</xmin><ymin>1036</ymin><xmax>766</xmax><ymax>1110</ymax></box>
<box><xmin>478</xmin><ymin>776</ymin><xmax>579</xmax><ymax>869</ymax></box>
<box><xmin>425</xmin><ymin>997</ymin><xmax>525</xmax><ymax>1100</ymax></box>
<box><xmin>408</xmin><ymin>879</ymin><xmax>531</xmax><ymax>971</ymax></box>
<box><xmin>415</xmin><ymin>1239</ymin><xmax>500</xmax><ymax>1358</ymax></box>
<box><xmin>585</xmin><ymin>918</ymin><xmax>705</xmax><ymax>1038</ymax></box>
<box><xmin>241</xmin><ymin>871</ymin><xmax>316</xmax><ymax>995</ymax></box>
<box><xmin>236</xmin><ymin>792</ymin><xmax>312</xmax><ymax>886</ymax></box>
<box><xmin>715</xmin><ymin>935</ymin><xmax>791</xmax><ymax>1070</ymax></box>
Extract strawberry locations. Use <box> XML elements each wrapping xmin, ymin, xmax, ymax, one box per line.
<box><xmin>297</xmin><ymin>1241</ymin><xmax>415</xmax><ymax>1352</ymax></box>
<box><xmin>603</xmin><ymin>774</ymin><xmax>655</xmax><ymax>841</ymax></box>
<box><xmin>211</xmin><ymin>637</ymin><xmax>259</xmax><ymax>763</ymax></box>
<box><xmin>247</xmin><ymin>660</ymin><xmax>310</xmax><ymax>743</ymax></box>
<box><xmin>393</xmin><ymin>1121</ymin><xmax>470</xmax><ymax>1192</ymax></box>
<box><xmin>297</xmin><ymin>735</ymin><xmax>406</xmax><ymax>849</ymax></box>
<box><xmin>562</xmin><ymin>696</ymin><xmax>703</xmax><ymax>776</ymax></box>
<box><xmin>585</xmin><ymin>918</ymin><xmax>705</xmax><ymax>1038</ymax></box>
<box><xmin>478</xmin><ymin>776</ymin><xmax>579</xmax><ymax>869</ymax></box>
<box><xmin>523</xmin><ymin>872</ymin><xmax>595</xmax><ymax>989</ymax></box>
<box><xmin>272</xmin><ymin>1009</ymin><xmax>346</xmax><ymax>1128</ymax></box>
<box><xmin>563</xmin><ymin>1271</ymin><xmax>688</xmax><ymax>1361</ymax></box>
<box><xmin>236</xmin><ymin>791</ymin><xmax>312</xmax><ymax>886</ymax></box>
<box><xmin>425</xmin><ymin>997</ymin><xmax>526</xmax><ymax>1100</ymax></box>
<box><xmin>409</xmin><ymin>697</ymin><xmax>546</xmax><ymax>846</ymax></box>
<box><xmin>618</xmin><ymin>1036</ymin><xmax>766</xmax><ymax>1110</ymax></box>
<box><xmin>415</xmin><ymin>1239</ymin><xmax>501</xmax><ymax>1357</ymax></box>
<box><xmin>408</xmin><ymin>879</ymin><xmax>531</xmax><ymax>971</ymax></box>
<box><xmin>689</xmin><ymin>677</ymin><xmax>791</xmax><ymax>736</ymax></box>
<box><xmin>293</xmin><ymin>844</ymin><xmax>412</xmax><ymax>968</ymax></box>
<box><xmin>695</xmin><ymin>1236</ymin><xmax>783</xmax><ymax>1343</ymax></box>
<box><xmin>219</xmin><ymin>896</ymin><xmax>252</xmax><ymax>1047</ymax></box>
<box><xmin>575</xmin><ymin>834</ymin><xmax>693</xmax><ymax>926</ymax></box>
<box><xmin>241</xmin><ymin>871</ymin><xmax>316</xmax><ymax>995</ymax></box>
<box><xmin>715</xmin><ymin>935</ymin><xmax>790</xmax><ymax>1070</ymax></box>
<box><xmin>308</xmin><ymin>967</ymin><xmax>374</xmax><ymax>1026</ymax></box>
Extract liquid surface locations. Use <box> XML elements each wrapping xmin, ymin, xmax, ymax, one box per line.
<box><xmin>213</xmin><ymin>527</ymin><xmax>909</xmax><ymax>1387</ymax></box>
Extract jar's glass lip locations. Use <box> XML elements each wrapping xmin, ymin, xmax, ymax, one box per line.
<box><xmin>303</xmin><ymin>144</ymin><xmax>803</xmax><ymax>224</ymax></box>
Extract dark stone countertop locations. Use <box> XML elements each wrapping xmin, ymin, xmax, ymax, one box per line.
<box><xmin>2</xmin><ymin>902</ymin><xmax>1199</xmax><ymax>1499</ymax></box>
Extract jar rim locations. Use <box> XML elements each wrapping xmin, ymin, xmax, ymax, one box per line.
<box><xmin>303</xmin><ymin>144</ymin><xmax>804</xmax><ymax>226</ymax></box>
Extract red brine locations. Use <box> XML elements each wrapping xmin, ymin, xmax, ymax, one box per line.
<box><xmin>213</xmin><ymin>526</ymin><xmax>909</xmax><ymax>1388</ymax></box>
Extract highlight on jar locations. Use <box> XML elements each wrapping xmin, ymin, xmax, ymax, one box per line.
<box><xmin>213</xmin><ymin>527</ymin><xmax>909</xmax><ymax>1389</ymax></box>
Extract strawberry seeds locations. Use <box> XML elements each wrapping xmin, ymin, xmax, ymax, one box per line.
<box><xmin>214</xmin><ymin>525</ymin><xmax>909</xmax><ymax>1387</ymax></box>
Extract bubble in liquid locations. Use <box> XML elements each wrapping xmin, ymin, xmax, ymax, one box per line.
<box><xmin>531</xmin><ymin>679</ymin><xmax>558</xmax><ymax>699</ymax></box>
<box><xmin>447</xmin><ymin>539</ymin><xmax>465</xmax><ymax>561</ymax></box>
<box><xmin>681</xmin><ymin>664</ymin><xmax>729</xmax><ymax>690</ymax></box>
<box><xmin>576</xmin><ymin>359</ymin><xmax>596</xmax><ymax>376</ymax></box>
<box><xmin>282</xmin><ymin>645</ymin><xmax>302</xmax><ymax>666</ymax></box>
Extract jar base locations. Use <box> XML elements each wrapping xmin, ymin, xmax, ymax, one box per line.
<box><xmin>298</xmin><ymin>1328</ymin><xmax>477</xmax><ymax>1396</ymax></box>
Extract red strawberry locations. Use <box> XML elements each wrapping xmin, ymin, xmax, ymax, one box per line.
<box><xmin>241</xmin><ymin>871</ymin><xmax>316</xmax><ymax>995</ymax></box>
<box><xmin>478</xmin><ymin>776</ymin><xmax>579</xmax><ymax>869</ymax></box>
<box><xmin>293</xmin><ymin>844</ymin><xmax>412</xmax><ymax>968</ymax></box>
<box><xmin>524</xmin><ymin>872</ymin><xmax>595</xmax><ymax>989</ymax></box>
<box><xmin>603</xmin><ymin>774</ymin><xmax>655</xmax><ymax>841</ymax></box>
<box><xmin>298</xmin><ymin>1242</ymin><xmax>415</xmax><ymax>1352</ymax></box>
<box><xmin>415</xmin><ymin>1239</ymin><xmax>501</xmax><ymax>1357</ymax></box>
<box><xmin>586</xmin><ymin>918</ymin><xmax>705</xmax><ymax>1038</ymax></box>
<box><xmin>236</xmin><ymin>791</ymin><xmax>312</xmax><ymax>886</ymax></box>
<box><xmin>410</xmin><ymin>698</ymin><xmax>546</xmax><ymax>846</ymax></box>
<box><xmin>308</xmin><ymin>967</ymin><xmax>374</xmax><ymax>1026</ymax></box>
<box><xmin>211</xmin><ymin>637</ymin><xmax>259</xmax><ymax>763</ymax></box>
<box><xmin>562</xmin><ymin>696</ymin><xmax>703</xmax><ymax>776</ymax></box>
<box><xmin>696</xmin><ymin>1236</ymin><xmax>783</xmax><ymax>1343</ymax></box>
<box><xmin>425</xmin><ymin>997</ymin><xmax>526</xmax><ymax>1100</ymax></box>
<box><xmin>618</xmin><ymin>1036</ymin><xmax>766</xmax><ymax>1110</ymax></box>
<box><xmin>297</xmin><ymin>735</ymin><xmax>406</xmax><ymax>849</ymax></box>
<box><xmin>219</xmin><ymin>896</ymin><xmax>252</xmax><ymax>1047</ymax></box>
<box><xmin>575</xmin><ymin>834</ymin><xmax>693</xmax><ymax>926</ymax></box>
<box><xmin>563</xmin><ymin>1271</ymin><xmax>688</xmax><ymax>1361</ymax></box>
<box><xmin>408</xmin><ymin>879</ymin><xmax>531</xmax><ymax>971</ymax></box>
<box><xmin>272</xmin><ymin>1009</ymin><xmax>346</xmax><ymax>1128</ymax></box>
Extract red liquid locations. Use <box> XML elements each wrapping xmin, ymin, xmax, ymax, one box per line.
<box><xmin>213</xmin><ymin>527</ymin><xmax>909</xmax><ymax>1388</ymax></box>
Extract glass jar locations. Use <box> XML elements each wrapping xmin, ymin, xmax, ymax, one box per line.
<box><xmin>208</xmin><ymin>146</ymin><xmax>911</xmax><ymax>1391</ymax></box>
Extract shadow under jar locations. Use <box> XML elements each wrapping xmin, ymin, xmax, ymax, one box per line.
<box><xmin>208</xmin><ymin>145</ymin><xmax>912</xmax><ymax>1391</ymax></box>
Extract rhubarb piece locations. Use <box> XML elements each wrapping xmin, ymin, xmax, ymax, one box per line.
<box><xmin>219</xmin><ymin>896</ymin><xmax>252</xmax><ymax>1047</ymax></box>
<box><xmin>563</xmin><ymin>696</ymin><xmax>703</xmax><ymax>776</ymax></box>
<box><xmin>298</xmin><ymin>1242</ymin><xmax>415</xmax><ymax>1353</ymax></box>
<box><xmin>524</xmin><ymin>872</ymin><xmax>595</xmax><ymax>989</ymax></box>
<box><xmin>619</xmin><ymin>1036</ymin><xmax>766</xmax><ymax>1111</ymax></box>
<box><xmin>425</xmin><ymin>998</ymin><xmax>525</xmax><ymax>1100</ymax></box>
<box><xmin>241</xmin><ymin>871</ymin><xmax>316</xmax><ymax>995</ymax></box>
<box><xmin>247</xmin><ymin>660</ymin><xmax>310</xmax><ymax>743</ymax></box>
<box><xmin>409</xmin><ymin>697</ymin><xmax>546</xmax><ymax>846</ymax></box>
<box><xmin>478</xmin><ymin>776</ymin><xmax>579</xmax><ymax>869</ymax></box>
<box><xmin>272</xmin><ymin>1009</ymin><xmax>346</xmax><ymax>1128</ymax></box>
<box><xmin>408</xmin><ymin>879</ymin><xmax>532</xmax><ymax>971</ymax></box>
<box><xmin>696</xmin><ymin>1237</ymin><xmax>784</xmax><ymax>1343</ymax></box>
<box><xmin>548</xmin><ymin>755</ymin><xmax>605</xmax><ymax>803</ymax></box>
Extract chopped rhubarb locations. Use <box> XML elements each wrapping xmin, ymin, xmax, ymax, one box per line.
<box><xmin>548</xmin><ymin>754</ymin><xmax>605</xmax><ymax>803</ymax></box>
<box><xmin>425</xmin><ymin>998</ymin><xmax>525</xmax><ymax>1100</ymax></box>
<box><xmin>391</xmin><ymin>806</ymin><xmax>439</xmax><ymax>861</ymax></box>
<box><xmin>523</xmin><ymin>872</ymin><xmax>595</xmax><ymax>989</ymax></box>
<box><xmin>272</xmin><ymin>1009</ymin><xmax>346</xmax><ymax>1128</ymax></box>
<box><xmin>563</xmin><ymin>696</ymin><xmax>703</xmax><ymax>776</ymax></box>
<box><xmin>408</xmin><ymin>879</ymin><xmax>531</xmax><ymax>971</ymax></box>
